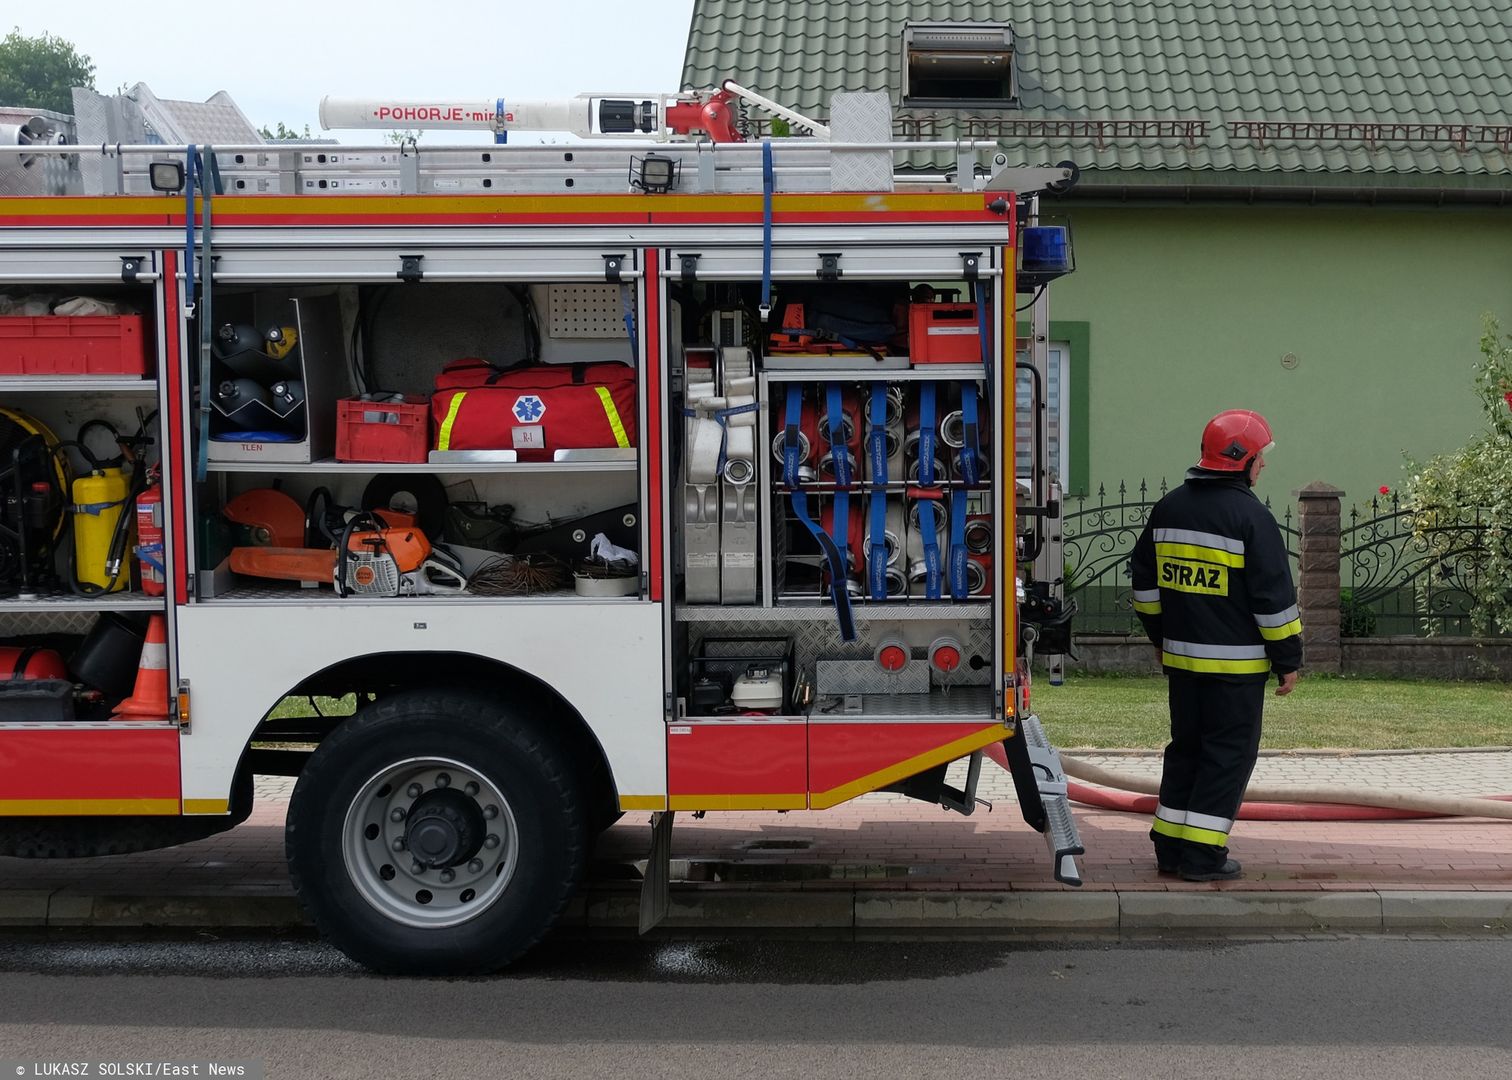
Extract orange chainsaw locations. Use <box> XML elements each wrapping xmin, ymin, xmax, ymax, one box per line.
<box><xmin>230</xmin><ymin>510</ymin><xmax>468</xmax><ymax>596</ymax></box>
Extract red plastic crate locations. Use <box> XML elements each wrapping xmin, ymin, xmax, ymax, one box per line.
<box><xmin>0</xmin><ymin>315</ymin><xmax>151</xmax><ymax>376</ymax></box>
<box><xmin>336</xmin><ymin>396</ymin><xmax>430</xmax><ymax>463</ymax></box>
<box><xmin>908</xmin><ymin>303</ymin><xmax>983</xmax><ymax>365</ymax></box>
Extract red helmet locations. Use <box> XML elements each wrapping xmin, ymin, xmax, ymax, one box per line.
<box><xmin>1198</xmin><ymin>410</ymin><xmax>1274</xmax><ymax>471</ymax></box>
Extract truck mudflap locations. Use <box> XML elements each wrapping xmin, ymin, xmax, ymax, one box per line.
<box><xmin>989</xmin><ymin>714</ymin><xmax>1084</xmax><ymax>886</ymax></box>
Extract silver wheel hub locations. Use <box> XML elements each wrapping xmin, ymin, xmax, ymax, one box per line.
<box><xmin>342</xmin><ymin>757</ymin><xmax>520</xmax><ymax>929</ymax></box>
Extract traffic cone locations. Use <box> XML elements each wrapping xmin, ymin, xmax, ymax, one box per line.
<box><xmin>112</xmin><ymin>614</ymin><xmax>169</xmax><ymax>719</ymax></box>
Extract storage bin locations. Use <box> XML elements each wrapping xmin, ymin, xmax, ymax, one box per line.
<box><xmin>908</xmin><ymin>303</ymin><xmax>982</xmax><ymax>365</ymax></box>
<box><xmin>0</xmin><ymin>679</ymin><xmax>76</xmax><ymax>723</ymax></box>
<box><xmin>336</xmin><ymin>395</ymin><xmax>430</xmax><ymax>463</ymax></box>
<box><xmin>0</xmin><ymin>315</ymin><xmax>151</xmax><ymax>376</ymax></box>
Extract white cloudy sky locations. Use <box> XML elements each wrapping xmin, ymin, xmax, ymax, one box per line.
<box><xmin>13</xmin><ymin>0</ymin><xmax>697</xmax><ymax>142</ymax></box>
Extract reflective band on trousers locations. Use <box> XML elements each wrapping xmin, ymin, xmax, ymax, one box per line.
<box><xmin>1162</xmin><ymin>638</ymin><xmax>1270</xmax><ymax>675</ymax></box>
<box><xmin>596</xmin><ymin>387</ymin><xmax>631</xmax><ymax>448</ymax></box>
<box><xmin>437</xmin><ymin>391</ymin><xmax>468</xmax><ymax>451</ymax></box>
<box><xmin>1153</xmin><ymin>805</ymin><xmax>1233</xmax><ymax>847</ymax></box>
<box><xmin>1132</xmin><ymin>587</ymin><xmax>1162</xmax><ymax>615</ymax></box>
<box><xmin>1153</xmin><ymin>528</ymin><xmax>1245</xmax><ymax>555</ymax></box>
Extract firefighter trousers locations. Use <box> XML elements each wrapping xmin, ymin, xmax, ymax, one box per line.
<box><xmin>1150</xmin><ymin>672</ymin><xmax>1265</xmax><ymax>872</ymax></box>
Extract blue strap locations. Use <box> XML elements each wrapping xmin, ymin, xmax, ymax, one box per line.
<box><xmin>824</xmin><ymin>383</ymin><xmax>851</xmax><ymax>487</ymax></box>
<box><xmin>495</xmin><ymin>98</ymin><xmax>508</xmax><ymax>144</ymax></box>
<box><xmin>974</xmin><ymin>279</ymin><xmax>992</xmax><ymax>387</ymax></box>
<box><xmin>919</xmin><ymin>499</ymin><xmax>942</xmax><ymax>599</ymax></box>
<box><xmin>867</xmin><ymin>385</ymin><xmax>888</xmax><ymax>599</ymax></box>
<box><xmin>919</xmin><ymin>381</ymin><xmax>938</xmax><ymax>486</ymax></box>
<box><xmin>760</xmin><ymin>141</ymin><xmax>774</xmax><ymax>322</ymax></box>
<box><xmin>620</xmin><ymin>283</ymin><xmax>638</xmax><ymax>364</ymax></box>
<box><xmin>136</xmin><ymin>543</ymin><xmax>166</xmax><ymax>574</ymax></box>
<box><xmin>712</xmin><ymin>400</ymin><xmax>759</xmax><ymax>476</ymax></box>
<box><xmin>949</xmin><ymin>490</ymin><xmax>969</xmax><ymax>599</ymax></box>
<box><xmin>959</xmin><ymin>382</ymin><xmax>981</xmax><ymax>488</ymax></box>
<box><xmin>784</xmin><ymin>386</ymin><xmax>855</xmax><ymax>640</ymax></box>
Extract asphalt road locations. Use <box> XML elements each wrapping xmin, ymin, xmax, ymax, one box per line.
<box><xmin>2</xmin><ymin>932</ymin><xmax>1510</xmax><ymax>1079</ymax></box>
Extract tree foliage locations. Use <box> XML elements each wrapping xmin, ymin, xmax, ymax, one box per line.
<box><xmin>258</xmin><ymin>121</ymin><xmax>312</xmax><ymax>141</ymax></box>
<box><xmin>1404</xmin><ymin>315</ymin><xmax>1512</xmax><ymax>635</ymax></box>
<box><xmin>0</xmin><ymin>29</ymin><xmax>96</xmax><ymax>115</ymax></box>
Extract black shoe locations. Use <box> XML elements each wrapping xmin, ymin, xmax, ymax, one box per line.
<box><xmin>1157</xmin><ymin>860</ymin><xmax>1179</xmax><ymax>875</ymax></box>
<box><xmin>1179</xmin><ymin>858</ymin><xmax>1242</xmax><ymax>882</ymax></box>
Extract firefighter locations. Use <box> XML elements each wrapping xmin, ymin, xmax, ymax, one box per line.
<box><xmin>1130</xmin><ymin>409</ymin><xmax>1302</xmax><ymax>881</ymax></box>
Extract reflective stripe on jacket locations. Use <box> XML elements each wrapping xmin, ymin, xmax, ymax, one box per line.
<box><xmin>1130</xmin><ymin>470</ymin><xmax>1303</xmax><ymax>679</ymax></box>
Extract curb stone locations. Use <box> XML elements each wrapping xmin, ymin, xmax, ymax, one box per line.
<box><xmin>5</xmin><ymin>887</ymin><xmax>1510</xmax><ymax>933</ymax></box>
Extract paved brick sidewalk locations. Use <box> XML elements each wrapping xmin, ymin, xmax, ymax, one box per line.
<box><xmin>4</xmin><ymin>754</ymin><xmax>1510</xmax><ymax>905</ymax></box>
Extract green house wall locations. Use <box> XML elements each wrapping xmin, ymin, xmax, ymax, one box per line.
<box><xmin>1046</xmin><ymin>204</ymin><xmax>1512</xmax><ymax>510</ymax></box>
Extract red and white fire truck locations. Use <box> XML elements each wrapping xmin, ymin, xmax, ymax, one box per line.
<box><xmin>0</xmin><ymin>83</ymin><xmax>1080</xmax><ymax>973</ymax></box>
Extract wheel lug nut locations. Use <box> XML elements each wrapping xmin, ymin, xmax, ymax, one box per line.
<box><xmin>407</xmin><ymin>783</ymin><xmax>423</xmax><ymax>798</ymax></box>
<box><xmin>465</xmin><ymin>782</ymin><xmax>480</xmax><ymax>797</ymax></box>
<box><xmin>484</xmin><ymin>834</ymin><xmax>500</xmax><ymax>850</ymax></box>
<box><xmin>440</xmin><ymin>869</ymin><xmax>455</xmax><ymax>883</ymax></box>
<box><xmin>484</xmin><ymin>805</ymin><xmax>499</xmax><ymax>820</ymax></box>
<box><xmin>389</xmin><ymin>809</ymin><xmax>405</xmax><ymax>823</ymax></box>
<box><xmin>391</xmin><ymin>838</ymin><xmax>406</xmax><ymax>852</ymax></box>
<box><xmin>412</xmin><ymin>860</ymin><xmax>425</xmax><ymax>874</ymax></box>
<box><xmin>468</xmin><ymin>859</ymin><xmax>484</xmax><ymax>873</ymax></box>
<box><xmin>436</xmin><ymin>773</ymin><xmax>451</xmax><ymax>789</ymax></box>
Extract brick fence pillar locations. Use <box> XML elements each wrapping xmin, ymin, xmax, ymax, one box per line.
<box><xmin>1293</xmin><ymin>482</ymin><xmax>1345</xmax><ymax>674</ymax></box>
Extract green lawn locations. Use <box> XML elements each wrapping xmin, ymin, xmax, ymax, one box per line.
<box><xmin>1034</xmin><ymin>674</ymin><xmax>1512</xmax><ymax>751</ymax></box>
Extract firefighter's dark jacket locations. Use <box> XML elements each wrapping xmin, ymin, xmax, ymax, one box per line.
<box><xmin>1131</xmin><ymin>469</ymin><xmax>1303</xmax><ymax>679</ymax></box>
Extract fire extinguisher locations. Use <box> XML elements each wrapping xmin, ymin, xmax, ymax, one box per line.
<box><xmin>135</xmin><ymin>467</ymin><xmax>164</xmax><ymax>596</ymax></box>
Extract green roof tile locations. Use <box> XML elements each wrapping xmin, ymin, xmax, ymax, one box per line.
<box><xmin>681</xmin><ymin>0</ymin><xmax>1512</xmax><ymax>179</ymax></box>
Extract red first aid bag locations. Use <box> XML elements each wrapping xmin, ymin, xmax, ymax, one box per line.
<box><xmin>431</xmin><ymin>359</ymin><xmax>637</xmax><ymax>461</ymax></box>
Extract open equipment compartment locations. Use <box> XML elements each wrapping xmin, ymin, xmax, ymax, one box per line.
<box><xmin>190</xmin><ymin>276</ymin><xmax>648</xmax><ymax>605</ymax></box>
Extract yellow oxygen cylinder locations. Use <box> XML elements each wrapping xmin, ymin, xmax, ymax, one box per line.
<box><xmin>73</xmin><ymin>467</ymin><xmax>130</xmax><ymax>592</ymax></box>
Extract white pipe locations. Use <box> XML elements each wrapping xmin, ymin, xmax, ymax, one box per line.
<box><xmin>1060</xmin><ymin>754</ymin><xmax>1512</xmax><ymax>820</ymax></box>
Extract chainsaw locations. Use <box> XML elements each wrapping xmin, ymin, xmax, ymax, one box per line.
<box><xmin>230</xmin><ymin>510</ymin><xmax>468</xmax><ymax>597</ymax></box>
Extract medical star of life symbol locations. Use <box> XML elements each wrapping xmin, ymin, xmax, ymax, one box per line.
<box><xmin>513</xmin><ymin>395</ymin><xmax>546</xmax><ymax>422</ymax></box>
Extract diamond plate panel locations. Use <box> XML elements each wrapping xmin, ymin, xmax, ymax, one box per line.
<box><xmin>828</xmin><ymin>92</ymin><xmax>895</xmax><ymax>193</ymax></box>
<box><xmin>816</xmin><ymin>658</ymin><xmax>928</xmax><ymax>695</ymax></box>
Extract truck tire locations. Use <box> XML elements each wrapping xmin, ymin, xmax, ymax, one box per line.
<box><xmin>285</xmin><ymin>689</ymin><xmax>587</xmax><ymax>975</ymax></box>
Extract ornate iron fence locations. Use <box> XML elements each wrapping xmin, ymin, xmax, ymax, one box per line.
<box><xmin>1341</xmin><ymin>493</ymin><xmax>1504</xmax><ymax>636</ymax></box>
<box><xmin>1061</xmin><ymin>480</ymin><xmax>1298</xmax><ymax>633</ymax></box>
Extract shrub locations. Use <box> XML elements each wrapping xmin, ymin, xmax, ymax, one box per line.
<box><xmin>1403</xmin><ymin>316</ymin><xmax>1512</xmax><ymax>635</ymax></box>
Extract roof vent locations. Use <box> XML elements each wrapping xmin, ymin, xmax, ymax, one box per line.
<box><xmin>902</xmin><ymin>22</ymin><xmax>1017</xmax><ymax>109</ymax></box>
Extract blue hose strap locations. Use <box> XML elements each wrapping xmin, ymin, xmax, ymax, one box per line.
<box><xmin>784</xmin><ymin>385</ymin><xmax>855</xmax><ymax>640</ymax></box>
<box><xmin>974</xmin><ymin>279</ymin><xmax>992</xmax><ymax>387</ymax></box>
<box><xmin>960</xmin><ymin>382</ymin><xmax>981</xmax><ymax>488</ymax></box>
<box><xmin>867</xmin><ymin>385</ymin><xmax>889</xmax><ymax>599</ymax></box>
<box><xmin>919</xmin><ymin>381</ymin><xmax>938</xmax><ymax>486</ymax></box>
<box><xmin>712</xmin><ymin>400</ymin><xmax>758</xmax><ymax>477</ymax></box>
<box><xmin>760</xmin><ymin>141</ymin><xmax>774</xmax><ymax>322</ymax></box>
<box><xmin>620</xmin><ymin>283</ymin><xmax>638</xmax><ymax>364</ymax></box>
<box><xmin>824</xmin><ymin>383</ymin><xmax>851</xmax><ymax>488</ymax></box>
<box><xmin>949</xmin><ymin>489</ymin><xmax>969</xmax><ymax>600</ymax></box>
<box><xmin>919</xmin><ymin>499</ymin><xmax>943</xmax><ymax>599</ymax></box>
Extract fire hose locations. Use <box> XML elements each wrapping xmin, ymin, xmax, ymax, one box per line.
<box><xmin>984</xmin><ymin>744</ymin><xmax>1512</xmax><ymax>821</ymax></box>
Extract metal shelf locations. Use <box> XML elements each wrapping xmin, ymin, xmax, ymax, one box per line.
<box><xmin>761</xmin><ymin>365</ymin><xmax>987</xmax><ymax>383</ymax></box>
<box><xmin>809</xmin><ymin>686</ymin><xmax>995</xmax><ymax>720</ymax></box>
<box><xmin>204</xmin><ymin>458</ymin><xmax>637</xmax><ymax>475</ymax></box>
<box><xmin>676</xmin><ymin>602</ymin><xmax>991</xmax><ymax>623</ymax></box>
<box><xmin>0</xmin><ymin>592</ymin><xmax>165</xmax><ymax>613</ymax></box>
<box><xmin>200</xmin><ymin>584</ymin><xmax>638</xmax><ymax>605</ymax></box>
<box><xmin>0</xmin><ymin>376</ymin><xmax>157</xmax><ymax>393</ymax></box>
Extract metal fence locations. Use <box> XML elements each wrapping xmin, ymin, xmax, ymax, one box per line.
<box><xmin>1341</xmin><ymin>492</ymin><xmax>1504</xmax><ymax>637</ymax></box>
<box><xmin>1061</xmin><ymin>480</ymin><xmax>1298</xmax><ymax>634</ymax></box>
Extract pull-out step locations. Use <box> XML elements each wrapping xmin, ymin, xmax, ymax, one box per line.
<box><xmin>1019</xmin><ymin>713</ymin><xmax>1085</xmax><ymax>887</ymax></box>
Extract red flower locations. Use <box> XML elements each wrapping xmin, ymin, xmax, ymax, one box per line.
<box><xmin>1379</xmin><ymin>485</ymin><xmax>1391</xmax><ymax>495</ymax></box>
<box><xmin>1504</xmin><ymin>390</ymin><xmax>1512</xmax><ymax>412</ymax></box>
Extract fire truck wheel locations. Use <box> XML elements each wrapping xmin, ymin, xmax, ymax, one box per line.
<box><xmin>285</xmin><ymin>689</ymin><xmax>587</xmax><ymax>975</ymax></box>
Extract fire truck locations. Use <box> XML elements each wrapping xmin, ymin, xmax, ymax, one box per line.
<box><xmin>0</xmin><ymin>83</ymin><xmax>1080</xmax><ymax>973</ymax></box>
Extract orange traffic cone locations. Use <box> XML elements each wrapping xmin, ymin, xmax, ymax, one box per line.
<box><xmin>112</xmin><ymin>614</ymin><xmax>170</xmax><ymax>719</ymax></box>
